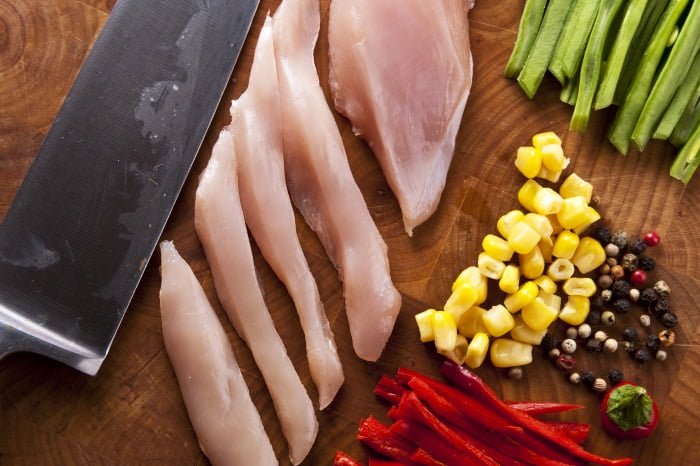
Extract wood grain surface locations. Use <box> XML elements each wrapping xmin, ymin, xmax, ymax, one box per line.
<box><xmin>1</xmin><ymin>0</ymin><xmax>699</xmax><ymax>464</ymax></box>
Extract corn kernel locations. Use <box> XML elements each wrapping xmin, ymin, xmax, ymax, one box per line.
<box><xmin>539</xmin><ymin>237</ymin><xmax>554</xmax><ymax>263</ymax></box>
<box><xmin>532</xmin><ymin>131</ymin><xmax>562</xmax><ymax>148</ymax></box>
<box><xmin>458</xmin><ymin>306</ymin><xmax>488</xmax><ymax>337</ymax></box>
<box><xmin>504</xmin><ymin>281</ymin><xmax>538</xmax><ymax>312</ymax></box>
<box><xmin>515</xmin><ymin>146</ymin><xmax>542</xmax><ymax>179</ymax></box>
<box><xmin>559</xmin><ymin>296</ymin><xmax>590</xmax><ymax>325</ymax></box>
<box><xmin>563</xmin><ymin>277</ymin><xmax>597</xmax><ymax>297</ymax></box>
<box><xmin>482</xmin><ymin>234</ymin><xmax>514</xmax><ymax>262</ymax></box>
<box><xmin>415</xmin><ymin>309</ymin><xmax>437</xmax><ymax>342</ymax></box>
<box><xmin>521</xmin><ymin>296</ymin><xmax>559</xmax><ymax>331</ymax></box>
<box><xmin>539</xmin><ymin>144</ymin><xmax>570</xmax><ymax>172</ymax></box>
<box><xmin>478</xmin><ymin>252</ymin><xmax>506</xmax><ymax>280</ymax></box>
<box><xmin>536</xmin><ymin>164</ymin><xmax>563</xmax><ymax>183</ymax></box>
<box><xmin>534</xmin><ymin>275</ymin><xmax>557</xmax><ymax>294</ymax></box>
<box><xmin>538</xmin><ymin>291</ymin><xmax>562</xmax><ymax>312</ymax></box>
<box><xmin>519</xmin><ymin>244</ymin><xmax>545</xmax><ymax>279</ymax></box>
<box><xmin>497</xmin><ymin>210</ymin><xmax>526</xmax><ymax>239</ymax></box>
<box><xmin>572</xmin><ymin>206</ymin><xmax>601</xmax><ymax>235</ymax></box>
<box><xmin>557</xmin><ymin>196</ymin><xmax>589</xmax><ymax>229</ymax></box>
<box><xmin>547</xmin><ymin>214</ymin><xmax>564</xmax><ymax>235</ymax></box>
<box><xmin>490</xmin><ymin>338</ymin><xmax>533</xmax><ymax>368</ymax></box>
<box><xmin>483</xmin><ymin>304</ymin><xmax>515</xmax><ymax>337</ymax></box>
<box><xmin>507</xmin><ymin>221</ymin><xmax>541</xmax><ymax>254</ymax></box>
<box><xmin>452</xmin><ymin>266</ymin><xmax>488</xmax><ymax>304</ymax></box>
<box><xmin>510</xmin><ymin>316</ymin><xmax>547</xmax><ymax>345</ymax></box>
<box><xmin>572</xmin><ymin>237</ymin><xmax>606</xmax><ymax>274</ymax></box>
<box><xmin>432</xmin><ymin>311</ymin><xmax>457</xmax><ymax>352</ymax></box>
<box><xmin>439</xmin><ymin>334</ymin><xmax>468</xmax><ymax>365</ymax></box>
<box><xmin>518</xmin><ymin>179</ymin><xmax>543</xmax><ymax>212</ymax></box>
<box><xmin>560</xmin><ymin>173</ymin><xmax>593</xmax><ymax>203</ymax></box>
<box><xmin>465</xmin><ymin>332</ymin><xmax>489</xmax><ymax>369</ymax></box>
<box><xmin>547</xmin><ymin>258</ymin><xmax>575</xmax><ymax>281</ymax></box>
<box><xmin>499</xmin><ymin>264</ymin><xmax>521</xmax><ymax>294</ymax></box>
<box><xmin>524</xmin><ymin>213</ymin><xmax>554</xmax><ymax>238</ymax></box>
<box><xmin>533</xmin><ymin>187</ymin><xmax>564</xmax><ymax>215</ymax></box>
<box><xmin>444</xmin><ymin>283</ymin><xmax>479</xmax><ymax>322</ymax></box>
<box><xmin>552</xmin><ymin>230</ymin><xmax>580</xmax><ymax>259</ymax></box>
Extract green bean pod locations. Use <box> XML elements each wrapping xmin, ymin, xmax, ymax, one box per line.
<box><xmin>549</xmin><ymin>0</ymin><xmax>601</xmax><ymax>85</ymax></box>
<box><xmin>670</xmin><ymin>120</ymin><xmax>700</xmax><ymax>184</ymax></box>
<box><xmin>655</xmin><ymin>53</ymin><xmax>700</xmax><ymax>140</ymax></box>
<box><xmin>505</xmin><ymin>0</ymin><xmax>548</xmax><ymax>78</ymax></box>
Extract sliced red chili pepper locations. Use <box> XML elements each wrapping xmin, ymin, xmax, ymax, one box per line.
<box><xmin>545</xmin><ymin>421</ymin><xmax>591</xmax><ymax>444</ymax></box>
<box><xmin>334</xmin><ymin>451</ymin><xmax>363</xmax><ymax>466</ymax></box>
<box><xmin>391</xmin><ymin>419</ymin><xmax>481</xmax><ymax>466</ymax></box>
<box><xmin>409</xmin><ymin>448</ymin><xmax>448</xmax><ymax>466</ymax></box>
<box><xmin>506</xmin><ymin>400</ymin><xmax>585</xmax><ymax>415</ymax></box>
<box><xmin>357</xmin><ymin>416</ymin><xmax>417</xmax><ymax>464</ymax></box>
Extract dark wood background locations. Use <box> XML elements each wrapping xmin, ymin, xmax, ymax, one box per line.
<box><xmin>1</xmin><ymin>0</ymin><xmax>699</xmax><ymax>464</ymax></box>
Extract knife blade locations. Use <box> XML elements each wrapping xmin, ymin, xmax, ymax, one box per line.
<box><xmin>0</xmin><ymin>0</ymin><xmax>258</xmax><ymax>375</ymax></box>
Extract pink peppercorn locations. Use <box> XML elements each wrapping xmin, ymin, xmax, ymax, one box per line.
<box><xmin>643</xmin><ymin>231</ymin><xmax>660</xmax><ymax>247</ymax></box>
<box><xmin>630</xmin><ymin>269</ymin><xmax>647</xmax><ymax>287</ymax></box>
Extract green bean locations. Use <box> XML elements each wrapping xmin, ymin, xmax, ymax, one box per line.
<box><xmin>632</xmin><ymin>1</ymin><xmax>700</xmax><ymax>150</ymax></box>
<box><xmin>570</xmin><ymin>0</ymin><xmax>625</xmax><ymax>132</ymax></box>
<box><xmin>549</xmin><ymin>0</ymin><xmax>601</xmax><ymax>84</ymax></box>
<box><xmin>560</xmin><ymin>70</ymin><xmax>580</xmax><ymax>107</ymax></box>
<box><xmin>517</xmin><ymin>0</ymin><xmax>573</xmax><ymax>98</ymax></box>
<box><xmin>608</xmin><ymin>0</ymin><xmax>690</xmax><ymax>154</ymax></box>
<box><xmin>594</xmin><ymin>0</ymin><xmax>649</xmax><ymax>110</ymax></box>
<box><xmin>654</xmin><ymin>52</ymin><xmax>700</xmax><ymax>140</ymax></box>
<box><xmin>670</xmin><ymin>90</ymin><xmax>700</xmax><ymax>147</ymax></box>
<box><xmin>505</xmin><ymin>0</ymin><xmax>549</xmax><ymax>78</ymax></box>
<box><xmin>670</xmin><ymin>119</ymin><xmax>700</xmax><ymax>184</ymax></box>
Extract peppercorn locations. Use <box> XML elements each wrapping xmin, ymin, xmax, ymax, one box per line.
<box><xmin>603</xmin><ymin>338</ymin><xmax>618</xmax><ymax>353</ymax></box>
<box><xmin>601</xmin><ymin>311</ymin><xmax>616</xmax><ymax>326</ymax></box>
<box><xmin>566</xmin><ymin>327</ymin><xmax>578</xmax><ymax>340</ymax></box>
<box><xmin>561</xmin><ymin>339</ymin><xmax>577</xmax><ymax>354</ymax></box>
<box><xmin>594</xmin><ymin>227</ymin><xmax>612</xmax><ymax>245</ymax></box>
<box><xmin>599</xmin><ymin>263</ymin><xmax>611</xmax><ymax>275</ymax></box>
<box><xmin>629</xmin><ymin>288</ymin><xmax>640</xmax><ymax>302</ymax></box>
<box><xmin>611</xmin><ymin>280</ymin><xmax>631</xmax><ymax>299</ymax></box>
<box><xmin>659</xmin><ymin>330</ymin><xmax>676</xmax><ymax>347</ymax></box>
<box><xmin>645</xmin><ymin>334</ymin><xmax>661</xmax><ymax>353</ymax></box>
<box><xmin>578</xmin><ymin>323</ymin><xmax>592</xmax><ymax>339</ymax></box>
<box><xmin>654</xmin><ymin>280</ymin><xmax>671</xmax><ymax>298</ymax></box>
<box><xmin>605</xmin><ymin>243</ymin><xmax>620</xmax><ymax>258</ymax></box>
<box><xmin>540</xmin><ymin>333</ymin><xmax>559</xmax><ymax>353</ymax></box>
<box><xmin>622</xmin><ymin>341</ymin><xmax>637</xmax><ymax>353</ymax></box>
<box><xmin>640</xmin><ymin>314</ymin><xmax>651</xmax><ymax>327</ymax></box>
<box><xmin>556</xmin><ymin>354</ymin><xmax>576</xmax><ymax>371</ymax></box>
<box><xmin>653</xmin><ymin>297</ymin><xmax>670</xmax><ymax>316</ymax></box>
<box><xmin>639</xmin><ymin>288</ymin><xmax>658</xmax><ymax>307</ymax></box>
<box><xmin>621</xmin><ymin>253</ymin><xmax>638</xmax><ymax>271</ymax></box>
<box><xmin>548</xmin><ymin>348</ymin><xmax>561</xmax><ymax>360</ymax></box>
<box><xmin>622</xmin><ymin>327</ymin><xmax>638</xmax><ymax>341</ymax></box>
<box><xmin>643</xmin><ymin>231</ymin><xmax>660</xmax><ymax>247</ymax></box>
<box><xmin>613</xmin><ymin>298</ymin><xmax>631</xmax><ymax>314</ymax></box>
<box><xmin>656</xmin><ymin>349</ymin><xmax>668</xmax><ymax>361</ymax></box>
<box><xmin>587</xmin><ymin>309</ymin><xmax>602</xmax><ymax>325</ymax></box>
<box><xmin>593</xmin><ymin>378</ymin><xmax>608</xmax><ymax>392</ymax></box>
<box><xmin>630</xmin><ymin>269</ymin><xmax>647</xmax><ymax>287</ymax></box>
<box><xmin>638</xmin><ymin>256</ymin><xmax>656</xmax><ymax>272</ymax></box>
<box><xmin>581</xmin><ymin>371</ymin><xmax>595</xmax><ymax>387</ymax></box>
<box><xmin>611</xmin><ymin>230</ymin><xmax>628</xmax><ymax>249</ymax></box>
<box><xmin>661</xmin><ymin>312</ymin><xmax>678</xmax><ymax>328</ymax></box>
<box><xmin>630</xmin><ymin>238</ymin><xmax>647</xmax><ymax>255</ymax></box>
<box><xmin>601</xmin><ymin>290</ymin><xmax>612</xmax><ymax>302</ymax></box>
<box><xmin>594</xmin><ymin>330</ymin><xmax>608</xmax><ymax>342</ymax></box>
<box><xmin>634</xmin><ymin>348</ymin><xmax>651</xmax><ymax>363</ymax></box>
<box><xmin>608</xmin><ymin>368</ymin><xmax>624</xmax><ymax>385</ymax></box>
<box><xmin>611</xmin><ymin>265</ymin><xmax>625</xmax><ymax>280</ymax></box>
<box><xmin>586</xmin><ymin>338</ymin><xmax>603</xmax><ymax>353</ymax></box>
<box><xmin>598</xmin><ymin>274</ymin><xmax>613</xmax><ymax>289</ymax></box>
<box><xmin>569</xmin><ymin>372</ymin><xmax>581</xmax><ymax>384</ymax></box>
<box><xmin>591</xmin><ymin>295</ymin><xmax>605</xmax><ymax>311</ymax></box>
<box><xmin>508</xmin><ymin>367</ymin><xmax>524</xmax><ymax>380</ymax></box>
<box><xmin>606</xmin><ymin>257</ymin><xmax>618</xmax><ymax>268</ymax></box>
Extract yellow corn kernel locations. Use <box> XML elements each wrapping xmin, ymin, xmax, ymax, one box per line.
<box><xmin>515</xmin><ymin>146</ymin><xmax>542</xmax><ymax>179</ymax></box>
<box><xmin>415</xmin><ymin>309</ymin><xmax>437</xmax><ymax>342</ymax></box>
<box><xmin>547</xmin><ymin>258</ymin><xmax>575</xmax><ymax>281</ymax></box>
<box><xmin>452</xmin><ymin>266</ymin><xmax>488</xmax><ymax>304</ymax></box>
<box><xmin>510</xmin><ymin>316</ymin><xmax>547</xmax><ymax>345</ymax></box>
<box><xmin>504</xmin><ymin>281</ymin><xmax>538</xmax><ymax>313</ymax></box>
<box><xmin>478</xmin><ymin>252</ymin><xmax>506</xmax><ymax>280</ymax></box>
<box><xmin>518</xmin><ymin>179</ymin><xmax>543</xmax><ymax>212</ymax></box>
<box><xmin>552</xmin><ymin>230</ymin><xmax>580</xmax><ymax>259</ymax></box>
<box><xmin>560</xmin><ymin>173</ymin><xmax>593</xmax><ymax>203</ymax></box>
<box><xmin>559</xmin><ymin>296</ymin><xmax>591</xmax><ymax>326</ymax></box>
<box><xmin>519</xmin><ymin>244</ymin><xmax>545</xmax><ymax>279</ymax></box>
<box><xmin>465</xmin><ymin>332</ymin><xmax>489</xmax><ymax>369</ymax></box>
<box><xmin>458</xmin><ymin>306</ymin><xmax>488</xmax><ymax>337</ymax></box>
<box><xmin>521</xmin><ymin>296</ymin><xmax>559</xmax><ymax>331</ymax></box>
<box><xmin>557</xmin><ymin>196</ymin><xmax>589</xmax><ymax>229</ymax></box>
<box><xmin>439</xmin><ymin>334</ymin><xmax>468</xmax><ymax>365</ymax></box>
<box><xmin>497</xmin><ymin>210</ymin><xmax>526</xmax><ymax>239</ymax></box>
<box><xmin>524</xmin><ymin>213</ymin><xmax>554</xmax><ymax>238</ymax></box>
<box><xmin>539</xmin><ymin>144</ymin><xmax>570</xmax><ymax>172</ymax></box>
<box><xmin>534</xmin><ymin>275</ymin><xmax>557</xmax><ymax>294</ymax></box>
<box><xmin>547</xmin><ymin>214</ymin><xmax>564</xmax><ymax>235</ymax></box>
<box><xmin>499</xmin><ymin>264</ymin><xmax>521</xmax><ymax>294</ymax></box>
<box><xmin>444</xmin><ymin>283</ymin><xmax>479</xmax><ymax>322</ymax></box>
<box><xmin>563</xmin><ymin>277</ymin><xmax>597</xmax><ymax>297</ymax></box>
<box><xmin>573</xmin><ymin>206</ymin><xmax>601</xmax><ymax>235</ymax></box>
<box><xmin>533</xmin><ymin>187</ymin><xmax>564</xmax><ymax>215</ymax></box>
<box><xmin>432</xmin><ymin>311</ymin><xmax>457</xmax><ymax>352</ymax></box>
<box><xmin>538</xmin><ymin>291</ymin><xmax>562</xmax><ymax>312</ymax></box>
<box><xmin>536</xmin><ymin>164</ymin><xmax>563</xmax><ymax>183</ymax></box>
<box><xmin>482</xmin><ymin>234</ymin><xmax>514</xmax><ymax>262</ymax></box>
<box><xmin>532</xmin><ymin>131</ymin><xmax>562</xmax><ymax>148</ymax></box>
<box><xmin>483</xmin><ymin>304</ymin><xmax>515</xmax><ymax>337</ymax></box>
<box><xmin>490</xmin><ymin>338</ymin><xmax>533</xmax><ymax>368</ymax></box>
<box><xmin>572</xmin><ymin>237</ymin><xmax>606</xmax><ymax>274</ymax></box>
<box><xmin>507</xmin><ymin>221</ymin><xmax>541</xmax><ymax>254</ymax></box>
<box><xmin>539</xmin><ymin>237</ymin><xmax>554</xmax><ymax>263</ymax></box>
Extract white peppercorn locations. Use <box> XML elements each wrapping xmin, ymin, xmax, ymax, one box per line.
<box><xmin>593</xmin><ymin>378</ymin><xmax>608</xmax><ymax>392</ymax></box>
<box><xmin>569</xmin><ymin>372</ymin><xmax>581</xmax><ymax>384</ymax></box>
<box><xmin>603</xmin><ymin>338</ymin><xmax>618</xmax><ymax>353</ymax></box>
<box><xmin>598</xmin><ymin>274</ymin><xmax>613</xmax><ymax>289</ymax></box>
<box><xmin>561</xmin><ymin>339</ymin><xmax>577</xmax><ymax>354</ymax></box>
<box><xmin>594</xmin><ymin>330</ymin><xmax>608</xmax><ymax>342</ymax></box>
<box><xmin>629</xmin><ymin>288</ymin><xmax>640</xmax><ymax>302</ymax></box>
<box><xmin>577</xmin><ymin>323</ymin><xmax>592</xmax><ymax>339</ymax></box>
<box><xmin>566</xmin><ymin>327</ymin><xmax>578</xmax><ymax>339</ymax></box>
<box><xmin>640</xmin><ymin>314</ymin><xmax>651</xmax><ymax>327</ymax></box>
<box><xmin>656</xmin><ymin>349</ymin><xmax>668</xmax><ymax>361</ymax></box>
<box><xmin>653</xmin><ymin>280</ymin><xmax>671</xmax><ymax>298</ymax></box>
<box><xmin>601</xmin><ymin>310</ymin><xmax>616</xmax><ymax>325</ymax></box>
<box><xmin>601</xmin><ymin>289</ymin><xmax>612</xmax><ymax>302</ymax></box>
<box><xmin>605</xmin><ymin>243</ymin><xmax>620</xmax><ymax>257</ymax></box>
<box><xmin>548</xmin><ymin>348</ymin><xmax>561</xmax><ymax>360</ymax></box>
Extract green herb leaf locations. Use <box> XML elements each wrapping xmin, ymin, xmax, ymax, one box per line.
<box><xmin>606</xmin><ymin>384</ymin><xmax>652</xmax><ymax>431</ymax></box>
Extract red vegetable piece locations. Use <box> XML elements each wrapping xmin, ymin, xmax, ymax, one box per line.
<box><xmin>374</xmin><ymin>375</ymin><xmax>406</xmax><ymax>405</ymax></box>
<box><xmin>334</xmin><ymin>451</ymin><xmax>363</xmax><ymax>466</ymax></box>
<box><xmin>409</xmin><ymin>448</ymin><xmax>449</xmax><ymax>466</ymax></box>
<box><xmin>507</xmin><ymin>400</ymin><xmax>586</xmax><ymax>415</ymax></box>
<box><xmin>357</xmin><ymin>416</ymin><xmax>417</xmax><ymax>464</ymax></box>
<box><xmin>368</xmin><ymin>458</ymin><xmax>407</xmax><ymax>466</ymax></box>
<box><xmin>544</xmin><ymin>421</ymin><xmax>591</xmax><ymax>444</ymax></box>
<box><xmin>601</xmin><ymin>381</ymin><xmax>659</xmax><ymax>440</ymax></box>
<box><xmin>391</xmin><ymin>419</ymin><xmax>481</xmax><ymax>466</ymax></box>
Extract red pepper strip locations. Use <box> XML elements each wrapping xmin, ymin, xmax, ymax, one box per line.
<box><xmin>394</xmin><ymin>392</ymin><xmax>500</xmax><ymax>466</ymax></box>
<box><xmin>357</xmin><ymin>416</ymin><xmax>417</xmax><ymax>465</ymax></box>
<box><xmin>506</xmin><ymin>400</ymin><xmax>585</xmax><ymax>415</ymax></box>
<box><xmin>409</xmin><ymin>449</ymin><xmax>448</xmax><ymax>466</ymax></box>
<box><xmin>545</xmin><ymin>421</ymin><xmax>591</xmax><ymax>444</ymax></box>
<box><xmin>368</xmin><ymin>458</ymin><xmax>405</xmax><ymax>466</ymax></box>
<box><xmin>391</xmin><ymin>419</ymin><xmax>478</xmax><ymax>466</ymax></box>
<box><xmin>374</xmin><ymin>375</ymin><xmax>406</xmax><ymax>405</ymax></box>
<box><xmin>334</xmin><ymin>451</ymin><xmax>363</xmax><ymax>466</ymax></box>
<box><xmin>440</xmin><ymin>362</ymin><xmax>635</xmax><ymax>466</ymax></box>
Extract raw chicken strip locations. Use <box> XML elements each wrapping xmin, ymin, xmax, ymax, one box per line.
<box><xmin>194</xmin><ymin>130</ymin><xmax>318</xmax><ymax>465</ymax></box>
<box><xmin>272</xmin><ymin>0</ymin><xmax>402</xmax><ymax>362</ymax></box>
<box><xmin>328</xmin><ymin>0</ymin><xmax>474</xmax><ymax>236</ymax></box>
<box><xmin>159</xmin><ymin>241</ymin><xmax>277</xmax><ymax>466</ymax></box>
<box><xmin>231</xmin><ymin>16</ymin><xmax>343</xmax><ymax>409</ymax></box>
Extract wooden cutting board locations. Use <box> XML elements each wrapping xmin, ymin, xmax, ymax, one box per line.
<box><xmin>1</xmin><ymin>1</ymin><xmax>699</xmax><ymax>464</ymax></box>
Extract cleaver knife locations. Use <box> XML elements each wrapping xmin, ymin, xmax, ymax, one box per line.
<box><xmin>0</xmin><ymin>0</ymin><xmax>258</xmax><ymax>375</ymax></box>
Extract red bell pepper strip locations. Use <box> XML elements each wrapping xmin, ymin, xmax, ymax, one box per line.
<box><xmin>374</xmin><ymin>375</ymin><xmax>406</xmax><ymax>405</ymax></box>
<box><xmin>368</xmin><ymin>458</ymin><xmax>406</xmax><ymax>466</ymax></box>
<box><xmin>357</xmin><ymin>416</ymin><xmax>439</xmax><ymax>466</ymax></box>
<box><xmin>391</xmin><ymin>419</ymin><xmax>482</xmax><ymax>466</ymax></box>
<box><xmin>545</xmin><ymin>421</ymin><xmax>591</xmax><ymax>444</ymax></box>
<box><xmin>409</xmin><ymin>448</ymin><xmax>448</xmax><ymax>466</ymax></box>
<box><xmin>506</xmin><ymin>400</ymin><xmax>585</xmax><ymax>415</ymax></box>
<box><xmin>440</xmin><ymin>362</ymin><xmax>634</xmax><ymax>466</ymax></box>
<box><xmin>334</xmin><ymin>451</ymin><xmax>362</xmax><ymax>466</ymax></box>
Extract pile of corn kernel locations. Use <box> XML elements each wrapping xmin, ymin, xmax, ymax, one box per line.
<box><xmin>416</xmin><ymin>131</ymin><xmax>607</xmax><ymax>370</ymax></box>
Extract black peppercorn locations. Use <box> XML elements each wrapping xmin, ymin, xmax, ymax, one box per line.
<box><xmin>613</xmin><ymin>298</ymin><xmax>631</xmax><ymax>314</ymax></box>
<box><xmin>622</xmin><ymin>327</ymin><xmax>638</xmax><ymax>341</ymax></box>
<box><xmin>540</xmin><ymin>333</ymin><xmax>559</xmax><ymax>353</ymax></box>
<box><xmin>645</xmin><ymin>334</ymin><xmax>661</xmax><ymax>353</ymax></box>
<box><xmin>639</xmin><ymin>288</ymin><xmax>658</xmax><ymax>307</ymax></box>
<box><xmin>586</xmin><ymin>339</ymin><xmax>603</xmax><ymax>353</ymax></box>
<box><xmin>611</xmin><ymin>230</ymin><xmax>628</xmax><ymax>249</ymax></box>
<box><xmin>587</xmin><ymin>309</ymin><xmax>602</xmax><ymax>326</ymax></box>
<box><xmin>581</xmin><ymin>371</ymin><xmax>595</xmax><ymax>387</ymax></box>
<box><xmin>638</xmin><ymin>256</ymin><xmax>656</xmax><ymax>272</ymax></box>
<box><xmin>591</xmin><ymin>295</ymin><xmax>605</xmax><ymax>312</ymax></box>
<box><xmin>634</xmin><ymin>348</ymin><xmax>652</xmax><ymax>363</ymax></box>
<box><xmin>653</xmin><ymin>297</ymin><xmax>670</xmax><ymax>316</ymax></box>
<box><xmin>661</xmin><ymin>312</ymin><xmax>678</xmax><ymax>328</ymax></box>
<box><xmin>608</xmin><ymin>368</ymin><xmax>624</xmax><ymax>385</ymax></box>
<box><xmin>594</xmin><ymin>227</ymin><xmax>612</xmax><ymax>245</ymax></box>
<box><xmin>611</xmin><ymin>280</ymin><xmax>631</xmax><ymax>299</ymax></box>
<box><xmin>630</xmin><ymin>239</ymin><xmax>647</xmax><ymax>255</ymax></box>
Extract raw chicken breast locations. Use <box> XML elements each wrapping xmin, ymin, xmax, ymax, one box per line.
<box><xmin>272</xmin><ymin>0</ymin><xmax>402</xmax><ymax>362</ymax></box>
<box><xmin>159</xmin><ymin>241</ymin><xmax>277</xmax><ymax>466</ymax></box>
<box><xmin>231</xmin><ymin>16</ymin><xmax>343</xmax><ymax>410</ymax></box>
<box><xmin>194</xmin><ymin>130</ymin><xmax>318</xmax><ymax>465</ymax></box>
<box><xmin>328</xmin><ymin>0</ymin><xmax>474</xmax><ymax>236</ymax></box>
